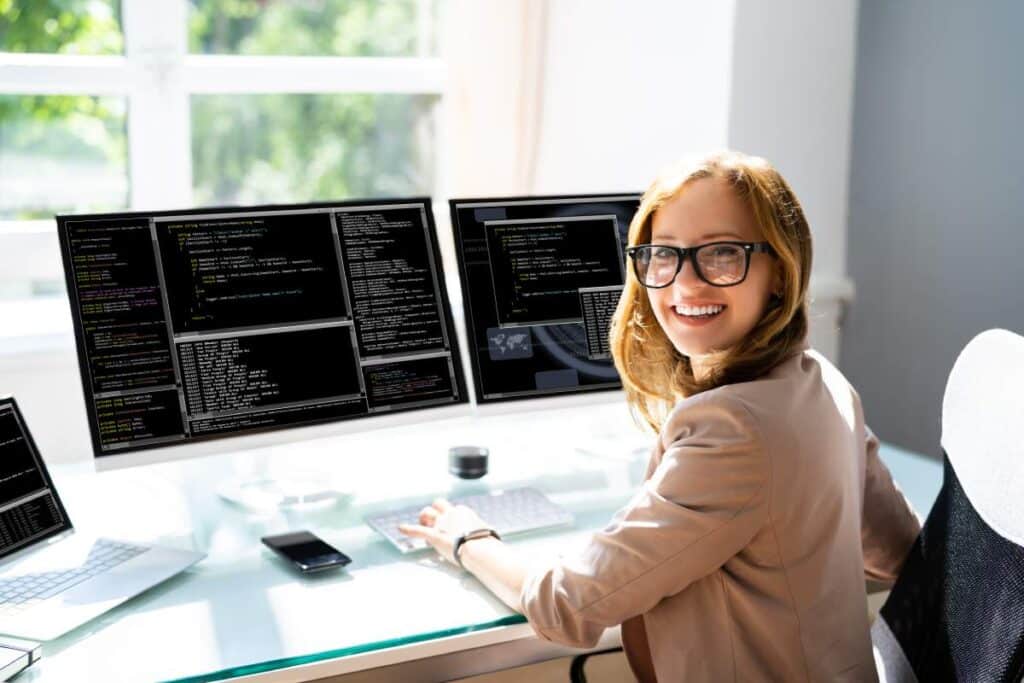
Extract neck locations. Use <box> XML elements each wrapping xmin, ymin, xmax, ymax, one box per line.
<box><xmin>690</xmin><ymin>355</ymin><xmax>713</xmax><ymax>383</ymax></box>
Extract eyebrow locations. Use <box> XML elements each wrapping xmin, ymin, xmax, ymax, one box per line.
<box><xmin>650</xmin><ymin>230</ymin><xmax>746</xmax><ymax>242</ymax></box>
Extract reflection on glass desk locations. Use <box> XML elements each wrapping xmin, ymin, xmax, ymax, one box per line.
<box><xmin>17</xmin><ymin>402</ymin><xmax>942</xmax><ymax>682</ymax></box>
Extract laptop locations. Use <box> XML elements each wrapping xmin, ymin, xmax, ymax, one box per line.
<box><xmin>0</xmin><ymin>397</ymin><xmax>205</xmax><ymax>641</ymax></box>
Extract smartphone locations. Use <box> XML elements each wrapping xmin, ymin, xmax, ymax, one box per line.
<box><xmin>261</xmin><ymin>531</ymin><xmax>352</xmax><ymax>573</ymax></box>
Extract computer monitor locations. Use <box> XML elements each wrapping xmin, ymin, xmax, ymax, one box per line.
<box><xmin>57</xmin><ymin>198</ymin><xmax>469</xmax><ymax>474</ymax></box>
<box><xmin>448</xmin><ymin>194</ymin><xmax>641</xmax><ymax>406</ymax></box>
<box><xmin>0</xmin><ymin>397</ymin><xmax>73</xmax><ymax>558</ymax></box>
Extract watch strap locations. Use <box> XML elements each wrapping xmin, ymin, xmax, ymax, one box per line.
<box><xmin>453</xmin><ymin>528</ymin><xmax>501</xmax><ymax>569</ymax></box>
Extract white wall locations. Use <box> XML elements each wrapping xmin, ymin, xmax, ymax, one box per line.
<box><xmin>532</xmin><ymin>0</ymin><xmax>736</xmax><ymax>193</ymax></box>
<box><xmin>728</xmin><ymin>0</ymin><xmax>860</xmax><ymax>362</ymax></box>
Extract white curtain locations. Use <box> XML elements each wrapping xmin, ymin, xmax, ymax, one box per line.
<box><xmin>442</xmin><ymin>0</ymin><xmax>550</xmax><ymax>196</ymax></box>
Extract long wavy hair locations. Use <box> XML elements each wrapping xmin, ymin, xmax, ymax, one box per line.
<box><xmin>609</xmin><ymin>151</ymin><xmax>812</xmax><ymax>431</ymax></box>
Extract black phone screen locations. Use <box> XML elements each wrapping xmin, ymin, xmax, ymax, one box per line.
<box><xmin>262</xmin><ymin>531</ymin><xmax>351</xmax><ymax>571</ymax></box>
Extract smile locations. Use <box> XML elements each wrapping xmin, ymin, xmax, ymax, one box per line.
<box><xmin>673</xmin><ymin>304</ymin><xmax>726</xmax><ymax>319</ymax></box>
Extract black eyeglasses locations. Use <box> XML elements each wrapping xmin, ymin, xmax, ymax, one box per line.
<box><xmin>625</xmin><ymin>241</ymin><xmax>774</xmax><ymax>288</ymax></box>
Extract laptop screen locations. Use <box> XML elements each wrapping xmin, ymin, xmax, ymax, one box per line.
<box><xmin>0</xmin><ymin>399</ymin><xmax>72</xmax><ymax>560</ymax></box>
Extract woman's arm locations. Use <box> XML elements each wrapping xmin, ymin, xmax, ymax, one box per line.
<box><xmin>400</xmin><ymin>393</ymin><xmax>769</xmax><ymax>649</ymax></box>
<box><xmin>861</xmin><ymin>426</ymin><xmax>922</xmax><ymax>584</ymax></box>
<box><xmin>398</xmin><ymin>499</ymin><xmax>529</xmax><ymax>611</ymax></box>
<box><xmin>457</xmin><ymin>536</ymin><xmax>528</xmax><ymax>610</ymax></box>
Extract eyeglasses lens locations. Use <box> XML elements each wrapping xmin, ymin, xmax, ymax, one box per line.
<box><xmin>696</xmin><ymin>244</ymin><xmax>746</xmax><ymax>285</ymax></box>
<box><xmin>633</xmin><ymin>244</ymin><xmax>747</xmax><ymax>287</ymax></box>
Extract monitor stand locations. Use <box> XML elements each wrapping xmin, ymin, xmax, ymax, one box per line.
<box><xmin>218</xmin><ymin>477</ymin><xmax>350</xmax><ymax>510</ymax></box>
<box><xmin>215</xmin><ymin>452</ymin><xmax>352</xmax><ymax>511</ymax></box>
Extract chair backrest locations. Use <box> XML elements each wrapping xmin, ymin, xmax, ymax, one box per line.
<box><xmin>872</xmin><ymin>329</ymin><xmax>1024</xmax><ymax>683</ymax></box>
<box><xmin>941</xmin><ymin>329</ymin><xmax>1024</xmax><ymax>546</ymax></box>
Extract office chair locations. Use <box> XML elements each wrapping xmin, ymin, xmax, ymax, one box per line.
<box><xmin>569</xmin><ymin>647</ymin><xmax>624</xmax><ymax>683</ymax></box>
<box><xmin>871</xmin><ymin>329</ymin><xmax>1024</xmax><ymax>682</ymax></box>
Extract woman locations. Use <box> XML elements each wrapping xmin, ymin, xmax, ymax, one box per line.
<box><xmin>399</xmin><ymin>151</ymin><xmax>921</xmax><ymax>681</ymax></box>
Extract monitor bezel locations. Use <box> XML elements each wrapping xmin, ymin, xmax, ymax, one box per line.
<box><xmin>56</xmin><ymin>197</ymin><xmax>470</xmax><ymax>464</ymax></box>
<box><xmin>448</xmin><ymin>193</ymin><xmax>641</xmax><ymax>406</ymax></box>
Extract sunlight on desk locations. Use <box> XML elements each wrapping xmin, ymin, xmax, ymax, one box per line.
<box><xmin>15</xmin><ymin>401</ymin><xmax>942</xmax><ymax>682</ymax></box>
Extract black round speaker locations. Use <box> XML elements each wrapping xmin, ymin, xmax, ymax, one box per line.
<box><xmin>448</xmin><ymin>445</ymin><xmax>489</xmax><ymax>479</ymax></box>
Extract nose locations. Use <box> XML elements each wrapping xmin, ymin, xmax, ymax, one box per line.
<box><xmin>672</xmin><ymin>254</ymin><xmax>707</xmax><ymax>292</ymax></box>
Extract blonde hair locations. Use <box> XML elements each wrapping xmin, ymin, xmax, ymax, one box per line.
<box><xmin>609</xmin><ymin>150</ymin><xmax>812</xmax><ymax>431</ymax></box>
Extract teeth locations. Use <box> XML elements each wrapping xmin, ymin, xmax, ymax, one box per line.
<box><xmin>675</xmin><ymin>304</ymin><xmax>724</xmax><ymax>316</ymax></box>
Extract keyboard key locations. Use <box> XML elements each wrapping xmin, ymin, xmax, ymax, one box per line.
<box><xmin>38</xmin><ymin>577</ymin><xmax>86</xmax><ymax>600</ymax></box>
<box><xmin>0</xmin><ymin>539</ymin><xmax>150</xmax><ymax>612</ymax></box>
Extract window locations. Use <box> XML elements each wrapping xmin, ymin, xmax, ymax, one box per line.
<box><xmin>0</xmin><ymin>0</ymin><xmax>443</xmax><ymax>303</ymax></box>
<box><xmin>190</xmin><ymin>92</ymin><xmax>436</xmax><ymax>206</ymax></box>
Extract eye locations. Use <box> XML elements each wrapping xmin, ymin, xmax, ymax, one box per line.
<box><xmin>708</xmin><ymin>244</ymin><xmax>741</xmax><ymax>258</ymax></box>
<box><xmin>652</xmin><ymin>246</ymin><xmax>676</xmax><ymax>260</ymax></box>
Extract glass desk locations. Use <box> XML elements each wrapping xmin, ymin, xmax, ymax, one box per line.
<box><xmin>16</xmin><ymin>401</ymin><xmax>941</xmax><ymax>682</ymax></box>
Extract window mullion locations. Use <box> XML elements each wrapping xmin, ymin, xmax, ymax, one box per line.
<box><xmin>122</xmin><ymin>0</ymin><xmax>191</xmax><ymax>210</ymax></box>
<box><xmin>0</xmin><ymin>54</ymin><xmax>133</xmax><ymax>94</ymax></box>
<box><xmin>181</xmin><ymin>55</ymin><xmax>446</xmax><ymax>94</ymax></box>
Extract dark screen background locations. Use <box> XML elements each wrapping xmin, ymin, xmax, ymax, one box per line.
<box><xmin>58</xmin><ymin>200</ymin><xmax>467</xmax><ymax>458</ymax></box>
<box><xmin>0</xmin><ymin>401</ymin><xmax>72</xmax><ymax>558</ymax></box>
<box><xmin>157</xmin><ymin>212</ymin><xmax>348</xmax><ymax>334</ymax></box>
<box><xmin>0</xmin><ymin>407</ymin><xmax>48</xmax><ymax>502</ymax></box>
<box><xmin>450</xmin><ymin>195</ymin><xmax>640</xmax><ymax>402</ymax></box>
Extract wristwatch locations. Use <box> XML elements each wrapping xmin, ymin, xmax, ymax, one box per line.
<box><xmin>452</xmin><ymin>528</ymin><xmax>501</xmax><ymax>570</ymax></box>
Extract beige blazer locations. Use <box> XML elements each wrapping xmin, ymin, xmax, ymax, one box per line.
<box><xmin>519</xmin><ymin>341</ymin><xmax>922</xmax><ymax>681</ymax></box>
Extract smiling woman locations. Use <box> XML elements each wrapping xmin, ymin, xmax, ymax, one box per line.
<box><xmin>401</xmin><ymin>151</ymin><xmax>919</xmax><ymax>682</ymax></box>
<box><xmin>612</xmin><ymin>151</ymin><xmax>812</xmax><ymax>428</ymax></box>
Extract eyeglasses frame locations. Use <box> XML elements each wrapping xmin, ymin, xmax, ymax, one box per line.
<box><xmin>624</xmin><ymin>241</ymin><xmax>774</xmax><ymax>289</ymax></box>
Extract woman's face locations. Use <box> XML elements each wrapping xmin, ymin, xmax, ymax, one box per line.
<box><xmin>645</xmin><ymin>177</ymin><xmax>780</xmax><ymax>363</ymax></box>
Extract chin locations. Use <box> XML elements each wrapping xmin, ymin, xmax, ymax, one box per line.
<box><xmin>667</xmin><ymin>337</ymin><xmax>715</xmax><ymax>359</ymax></box>
<box><xmin>670</xmin><ymin>330</ymin><xmax>743</xmax><ymax>359</ymax></box>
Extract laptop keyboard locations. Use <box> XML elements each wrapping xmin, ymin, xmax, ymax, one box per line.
<box><xmin>0</xmin><ymin>539</ymin><xmax>148</xmax><ymax>616</ymax></box>
<box><xmin>366</xmin><ymin>487</ymin><xmax>574</xmax><ymax>553</ymax></box>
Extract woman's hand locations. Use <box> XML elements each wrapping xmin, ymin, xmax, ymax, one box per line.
<box><xmin>398</xmin><ymin>498</ymin><xmax>491</xmax><ymax>565</ymax></box>
<box><xmin>399</xmin><ymin>499</ymin><xmax>527</xmax><ymax>613</ymax></box>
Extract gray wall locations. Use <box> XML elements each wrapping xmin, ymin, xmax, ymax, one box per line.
<box><xmin>842</xmin><ymin>1</ymin><xmax>1024</xmax><ymax>458</ymax></box>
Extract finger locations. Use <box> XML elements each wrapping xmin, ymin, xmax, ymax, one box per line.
<box><xmin>398</xmin><ymin>523</ymin><xmax>437</xmax><ymax>540</ymax></box>
<box><xmin>432</xmin><ymin>498</ymin><xmax>454</xmax><ymax>512</ymax></box>
<box><xmin>418</xmin><ymin>506</ymin><xmax>439</xmax><ymax>526</ymax></box>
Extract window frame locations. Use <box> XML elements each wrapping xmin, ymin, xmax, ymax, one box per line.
<box><xmin>0</xmin><ymin>0</ymin><xmax>447</xmax><ymax>289</ymax></box>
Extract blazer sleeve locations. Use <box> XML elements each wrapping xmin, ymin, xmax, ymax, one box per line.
<box><xmin>861</xmin><ymin>426</ymin><xmax>922</xmax><ymax>584</ymax></box>
<box><xmin>519</xmin><ymin>394</ymin><xmax>769</xmax><ymax>648</ymax></box>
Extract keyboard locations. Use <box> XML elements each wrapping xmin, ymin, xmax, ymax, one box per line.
<box><xmin>0</xmin><ymin>539</ymin><xmax>148</xmax><ymax>616</ymax></box>
<box><xmin>366</xmin><ymin>487</ymin><xmax>574</xmax><ymax>553</ymax></box>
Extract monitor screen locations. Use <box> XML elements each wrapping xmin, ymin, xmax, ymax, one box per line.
<box><xmin>58</xmin><ymin>199</ymin><xmax>467</xmax><ymax>458</ymax></box>
<box><xmin>449</xmin><ymin>194</ymin><xmax>640</xmax><ymax>403</ymax></box>
<box><xmin>0</xmin><ymin>399</ymin><xmax>73</xmax><ymax>558</ymax></box>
